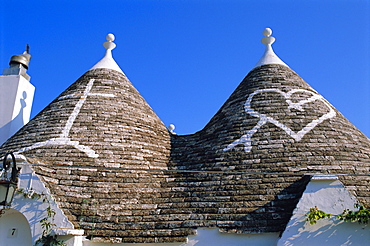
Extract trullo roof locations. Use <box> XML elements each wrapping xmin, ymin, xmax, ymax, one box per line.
<box><xmin>0</xmin><ymin>30</ymin><xmax>369</xmax><ymax>243</ymax></box>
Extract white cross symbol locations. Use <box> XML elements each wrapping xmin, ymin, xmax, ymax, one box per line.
<box><xmin>16</xmin><ymin>79</ymin><xmax>115</xmax><ymax>158</ymax></box>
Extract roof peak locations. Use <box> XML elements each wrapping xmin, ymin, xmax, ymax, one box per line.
<box><xmin>90</xmin><ymin>33</ymin><xmax>124</xmax><ymax>74</ymax></box>
<box><xmin>254</xmin><ymin>28</ymin><xmax>288</xmax><ymax>68</ymax></box>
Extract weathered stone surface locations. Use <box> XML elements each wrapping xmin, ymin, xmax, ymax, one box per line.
<box><xmin>0</xmin><ymin>64</ymin><xmax>369</xmax><ymax>243</ymax></box>
<box><xmin>169</xmin><ymin>64</ymin><xmax>370</xmax><ymax>233</ymax></box>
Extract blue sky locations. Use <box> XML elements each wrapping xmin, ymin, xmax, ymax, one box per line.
<box><xmin>1</xmin><ymin>0</ymin><xmax>369</xmax><ymax>136</ymax></box>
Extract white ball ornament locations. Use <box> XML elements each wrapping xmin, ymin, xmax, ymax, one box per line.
<box><xmin>263</xmin><ymin>28</ymin><xmax>272</xmax><ymax>37</ymax></box>
<box><xmin>168</xmin><ymin>124</ymin><xmax>175</xmax><ymax>131</ymax></box>
<box><xmin>106</xmin><ymin>33</ymin><xmax>115</xmax><ymax>42</ymax></box>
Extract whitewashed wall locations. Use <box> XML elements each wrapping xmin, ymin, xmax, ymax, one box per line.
<box><xmin>0</xmin><ymin>208</ymin><xmax>33</xmax><ymax>245</ymax></box>
<box><xmin>279</xmin><ymin>175</ymin><xmax>370</xmax><ymax>245</ymax></box>
<box><xmin>0</xmin><ymin>75</ymin><xmax>35</xmax><ymax>145</ymax></box>
<box><xmin>82</xmin><ymin>229</ymin><xmax>279</xmax><ymax>246</ymax></box>
<box><xmin>7</xmin><ymin>160</ymin><xmax>82</xmax><ymax>245</ymax></box>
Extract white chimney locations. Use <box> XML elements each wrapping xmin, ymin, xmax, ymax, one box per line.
<box><xmin>0</xmin><ymin>45</ymin><xmax>35</xmax><ymax>145</ymax></box>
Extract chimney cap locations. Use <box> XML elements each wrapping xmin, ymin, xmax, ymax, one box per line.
<box><xmin>9</xmin><ymin>45</ymin><xmax>31</xmax><ymax>69</ymax></box>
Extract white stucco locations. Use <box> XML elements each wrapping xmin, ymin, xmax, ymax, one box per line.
<box><xmin>90</xmin><ymin>34</ymin><xmax>124</xmax><ymax>74</ymax></box>
<box><xmin>0</xmin><ymin>75</ymin><xmax>35</xmax><ymax>145</ymax></box>
<box><xmin>254</xmin><ymin>44</ymin><xmax>288</xmax><ymax>68</ymax></box>
<box><xmin>8</xmin><ymin>158</ymin><xmax>82</xmax><ymax>245</ymax></box>
<box><xmin>0</xmin><ymin>208</ymin><xmax>33</xmax><ymax>246</ymax></box>
<box><xmin>254</xmin><ymin>28</ymin><xmax>288</xmax><ymax>68</ymax></box>
<box><xmin>90</xmin><ymin>49</ymin><xmax>124</xmax><ymax>74</ymax></box>
<box><xmin>185</xmin><ymin>229</ymin><xmax>279</xmax><ymax>246</ymax></box>
<box><xmin>82</xmin><ymin>228</ymin><xmax>279</xmax><ymax>246</ymax></box>
<box><xmin>278</xmin><ymin>175</ymin><xmax>370</xmax><ymax>245</ymax></box>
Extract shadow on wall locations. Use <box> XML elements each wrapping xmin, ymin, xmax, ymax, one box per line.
<box><xmin>278</xmin><ymin>177</ymin><xmax>370</xmax><ymax>245</ymax></box>
<box><xmin>278</xmin><ymin>213</ymin><xmax>370</xmax><ymax>245</ymax></box>
<box><xmin>0</xmin><ymin>91</ymin><xmax>27</xmax><ymax>145</ymax></box>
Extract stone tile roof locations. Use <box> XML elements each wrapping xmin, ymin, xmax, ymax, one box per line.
<box><xmin>0</xmin><ymin>68</ymin><xmax>187</xmax><ymax>243</ymax></box>
<box><xmin>0</xmin><ymin>63</ymin><xmax>369</xmax><ymax>243</ymax></box>
<box><xmin>169</xmin><ymin>64</ymin><xmax>370</xmax><ymax>235</ymax></box>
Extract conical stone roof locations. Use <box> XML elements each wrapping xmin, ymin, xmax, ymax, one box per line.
<box><xmin>169</xmin><ymin>30</ymin><xmax>370</xmax><ymax>233</ymax></box>
<box><xmin>1</xmin><ymin>68</ymin><xmax>171</xmax><ymax>169</ymax></box>
<box><xmin>0</xmin><ymin>36</ymin><xmax>187</xmax><ymax>242</ymax></box>
<box><xmin>0</xmin><ymin>30</ymin><xmax>369</xmax><ymax>242</ymax></box>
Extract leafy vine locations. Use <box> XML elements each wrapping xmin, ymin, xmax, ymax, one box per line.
<box><xmin>17</xmin><ymin>188</ymin><xmax>66</xmax><ymax>246</ymax></box>
<box><xmin>306</xmin><ymin>204</ymin><xmax>370</xmax><ymax>225</ymax></box>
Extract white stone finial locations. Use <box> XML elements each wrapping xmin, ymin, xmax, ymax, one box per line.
<box><xmin>103</xmin><ymin>33</ymin><xmax>117</xmax><ymax>50</ymax></box>
<box><xmin>261</xmin><ymin>28</ymin><xmax>275</xmax><ymax>45</ymax></box>
<box><xmin>90</xmin><ymin>33</ymin><xmax>124</xmax><ymax>73</ymax></box>
<box><xmin>254</xmin><ymin>28</ymin><xmax>288</xmax><ymax>68</ymax></box>
<box><xmin>168</xmin><ymin>124</ymin><xmax>176</xmax><ymax>134</ymax></box>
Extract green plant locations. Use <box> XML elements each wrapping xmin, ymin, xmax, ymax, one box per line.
<box><xmin>337</xmin><ymin>204</ymin><xmax>370</xmax><ymax>224</ymax></box>
<box><xmin>17</xmin><ymin>188</ymin><xmax>66</xmax><ymax>246</ymax></box>
<box><xmin>306</xmin><ymin>204</ymin><xmax>370</xmax><ymax>225</ymax></box>
<box><xmin>35</xmin><ymin>234</ymin><xmax>66</xmax><ymax>246</ymax></box>
<box><xmin>40</xmin><ymin>206</ymin><xmax>57</xmax><ymax>236</ymax></box>
<box><xmin>306</xmin><ymin>206</ymin><xmax>332</xmax><ymax>225</ymax></box>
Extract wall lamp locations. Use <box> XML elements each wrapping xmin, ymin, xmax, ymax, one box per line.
<box><xmin>0</xmin><ymin>153</ymin><xmax>20</xmax><ymax>213</ymax></box>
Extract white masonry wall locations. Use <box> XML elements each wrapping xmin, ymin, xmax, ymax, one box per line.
<box><xmin>278</xmin><ymin>175</ymin><xmax>370</xmax><ymax>245</ymax></box>
<box><xmin>9</xmin><ymin>159</ymin><xmax>83</xmax><ymax>245</ymax></box>
<box><xmin>82</xmin><ymin>229</ymin><xmax>279</xmax><ymax>246</ymax></box>
<box><xmin>0</xmin><ymin>75</ymin><xmax>35</xmax><ymax>145</ymax></box>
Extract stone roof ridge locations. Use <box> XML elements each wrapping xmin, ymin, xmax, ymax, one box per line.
<box><xmin>254</xmin><ymin>28</ymin><xmax>288</xmax><ymax>68</ymax></box>
<box><xmin>90</xmin><ymin>33</ymin><xmax>124</xmax><ymax>74</ymax></box>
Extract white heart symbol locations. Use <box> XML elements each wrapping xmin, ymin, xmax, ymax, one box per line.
<box><xmin>223</xmin><ymin>88</ymin><xmax>336</xmax><ymax>152</ymax></box>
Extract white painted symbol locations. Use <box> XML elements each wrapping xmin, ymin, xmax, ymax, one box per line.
<box><xmin>223</xmin><ymin>88</ymin><xmax>336</xmax><ymax>152</ymax></box>
<box><xmin>16</xmin><ymin>79</ymin><xmax>116</xmax><ymax>158</ymax></box>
